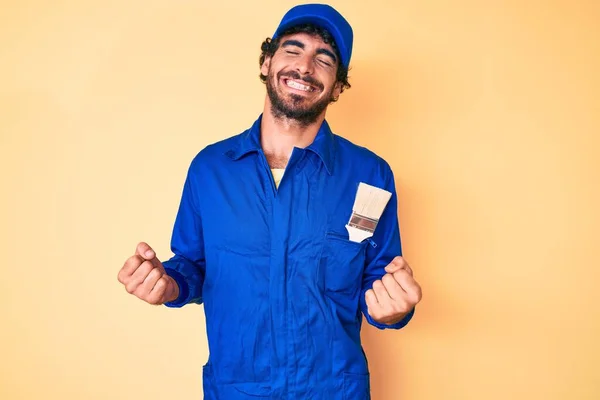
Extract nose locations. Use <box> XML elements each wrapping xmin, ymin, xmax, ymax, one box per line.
<box><xmin>294</xmin><ymin>53</ymin><xmax>314</xmax><ymax>75</ymax></box>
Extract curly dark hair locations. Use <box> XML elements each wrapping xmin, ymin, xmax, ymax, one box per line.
<box><xmin>259</xmin><ymin>23</ymin><xmax>351</xmax><ymax>95</ymax></box>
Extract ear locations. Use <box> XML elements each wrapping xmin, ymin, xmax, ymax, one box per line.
<box><xmin>260</xmin><ymin>56</ymin><xmax>271</xmax><ymax>77</ymax></box>
<box><xmin>332</xmin><ymin>81</ymin><xmax>343</xmax><ymax>99</ymax></box>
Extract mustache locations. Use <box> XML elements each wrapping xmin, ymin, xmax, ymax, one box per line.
<box><xmin>278</xmin><ymin>70</ymin><xmax>324</xmax><ymax>90</ymax></box>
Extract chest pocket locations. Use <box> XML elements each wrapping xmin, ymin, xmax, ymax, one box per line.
<box><xmin>321</xmin><ymin>231</ymin><xmax>368</xmax><ymax>294</ymax></box>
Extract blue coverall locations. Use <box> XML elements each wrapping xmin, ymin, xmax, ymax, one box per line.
<box><xmin>163</xmin><ymin>115</ymin><xmax>414</xmax><ymax>399</ymax></box>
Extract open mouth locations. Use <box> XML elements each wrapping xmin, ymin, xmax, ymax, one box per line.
<box><xmin>282</xmin><ymin>78</ymin><xmax>319</xmax><ymax>93</ymax></box>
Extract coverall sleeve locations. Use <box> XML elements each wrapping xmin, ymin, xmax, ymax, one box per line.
<box><xmin>359</xmin><ymin>164</ymin><xmax>415</xmax><ymax>329</ymax></box>
<box><xmin>162</xmin><ymin>162</ymin><xmax>206</xmax><ymax>308</ymax></box>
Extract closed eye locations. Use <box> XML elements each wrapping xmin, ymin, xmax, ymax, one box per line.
<box><xmin>281</xmin><ymin>39</ymin><xmax>305</xmax><ymax>56</ymax></box>
<box><xmin>317</xmin><ymin>58</ymin><xmax>332</xmax><ymax>67</ymax></box>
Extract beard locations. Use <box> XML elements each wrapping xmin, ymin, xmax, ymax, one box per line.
<box><xmin>266</xmin><ymin>69</ymin><xmax>335</xmax><ymax>126</ymax></box>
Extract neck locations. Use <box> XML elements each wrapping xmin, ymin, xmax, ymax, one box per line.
<box><xmin>260</xmin><ymin>98</ymin><xmax>326</xmax><ymax>164</ymax></box>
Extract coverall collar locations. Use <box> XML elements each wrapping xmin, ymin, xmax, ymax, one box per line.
<box><xmin>226</xmin><ymin>114</ymin><xmax>336</xmax><ymax>175</ymax></box>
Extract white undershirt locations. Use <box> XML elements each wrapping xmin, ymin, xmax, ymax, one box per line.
<box><xmin>271</xmin><ymin>168</ymin><xmax>285</xmax><ymax>189</ymax></box>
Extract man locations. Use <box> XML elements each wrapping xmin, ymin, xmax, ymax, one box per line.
<box><xmin>117</xmin><ymin>4</ymin><xmax>422</xmax><ymax>399</ymax></box>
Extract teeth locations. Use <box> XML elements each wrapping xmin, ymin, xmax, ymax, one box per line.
<box><xmin>286</xmin><ymin>80</ymin><xmax>312</xmax><ymax>91</ymax></box>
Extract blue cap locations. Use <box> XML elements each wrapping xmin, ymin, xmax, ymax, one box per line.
<box><xmin>272</xmin><ymin>4</ymin><xmax>353</xmax><ymax>68</ymax></box>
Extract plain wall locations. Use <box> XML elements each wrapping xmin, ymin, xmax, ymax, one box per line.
<box><xmin>1</xmin><ymin>1</ymin><xmax>599</xmax><ymax>399</ymax></box>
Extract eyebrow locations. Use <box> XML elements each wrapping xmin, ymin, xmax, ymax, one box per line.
<box><xmin>281</xmin><ymin>39</ymin><xmax>338</xmax><ymax>64</ymax></box>
<box><xmin>281</xmin><ymin>39</ymin><xmax>305</xmax><ymax>49</ymax></box>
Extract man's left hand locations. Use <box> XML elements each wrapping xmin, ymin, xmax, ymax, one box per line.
<box><xmin>365</xmin><ymin>256</ymin><xmax>422</xmax><ymax>325</ymax></box>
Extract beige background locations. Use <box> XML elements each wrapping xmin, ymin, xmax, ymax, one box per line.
<box><xmin>1</xmin><ymin>0</ymin><xmax>599</xmax><ymax>399</ymax></box>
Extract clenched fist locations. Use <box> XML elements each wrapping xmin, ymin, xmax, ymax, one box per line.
<box><xmin>117</xmin><ymin>242</ymin><xmax>179</xmax><ymax>305</ymax></box>
<box><xmin>365</xmin><ymin>256</ymin><xmax>422</xmax><ymax>325</ymax></box>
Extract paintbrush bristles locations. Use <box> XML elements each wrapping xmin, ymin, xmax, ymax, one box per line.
<box><xmin>353</xmin><ymin>183</ymin><xmax>392</xmax><ymax>219</ymax></box>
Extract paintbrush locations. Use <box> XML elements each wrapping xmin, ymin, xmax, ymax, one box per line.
<box><xmin>346</xmin><ymin>182</ymin><xmax>392</xmax><ymax>243</ymax></box>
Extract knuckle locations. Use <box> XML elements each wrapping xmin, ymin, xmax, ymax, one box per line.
<box><xmin>395</xmin><ymin>300</ymin><xmax>410</xmax><ymax>313</ymax></box>
<box><xmin>382</xmin><ymin>274</ymin><xmax>394</xmax><ymax>285</ymax></box>
<box><xmin>124</xmin><ymin>256</ymin><xmax>142</xmax><ymax>272</ymax></box>
<box><xmin>148</xmin><ymin>267</ymin><xmax>161</xmax><ymax>281</ymax></box>
<box><xmin>138</xmin><ymin>261</ymin><xmax>153</xmax><ymax>278</ymax></box>
<box><xmin>411</xmin><ymin>289</ymin><xmax>423</xmax><ymax>304</ymax></box>
<box><xmin>127</xmin><ymin>255</ymin><xmax>142</xmax><ymax>266</ymax></box>
<box><xmin>136</xmin><ymin>287</ymin><xmax>150</xmax><ymax>301</ymax></box>
<box><xmin>155</xmin><ymin>277</ymin><xmax>167</xmax><ymax>290</ymax></box>
<box><xmin>125</xmin><ymin>283</ymin><xmax>137</xmax><ymax>294</ymax></box>
<box><xmin>393</xmin><ymin>256</ymin><xmax>405</xmax><ymax>265</ymax></box>
<box><xmin>394</xmin><ymin>270</ymin><xmax>408</xmax><ymax>280</ymax></box>
<box><xmin>151</xmin><ymin>287</ymin><xmax>166</xmax><ymax>305</ymax></box>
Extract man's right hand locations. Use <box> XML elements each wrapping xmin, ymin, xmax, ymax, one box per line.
<box><xmin>117</xmin><ymin>242</ymin><xmax>179</xmax><ymax>305</ymax></box>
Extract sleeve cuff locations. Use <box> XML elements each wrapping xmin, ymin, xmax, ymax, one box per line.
<box><xmin>163</xmin><ymin>267</ymin><xmax>190</xmax><ymax>308</ymax></box>
<box><xmin>366</xmin><ymin>307</ymin><xmax>415</xmax><ymax>330</ymax></box>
